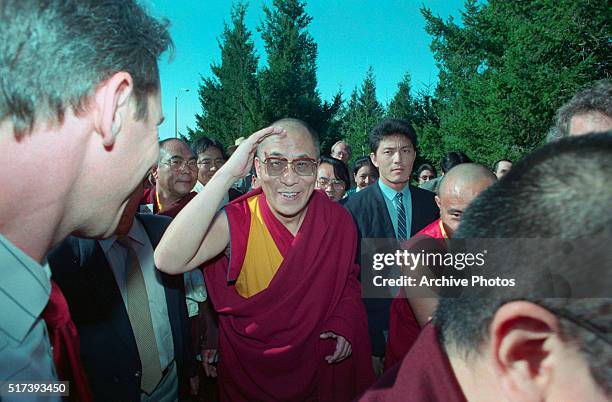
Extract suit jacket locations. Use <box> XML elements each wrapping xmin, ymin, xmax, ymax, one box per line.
<box><xmin>48</xmin><ymin>214</ymin><xmax>193</xmax><ymax>402</ymax></box>
<box><xmin>343</xmin><ymin>183</ymin><xmax>439</xmax><ymax>356</ymax></box>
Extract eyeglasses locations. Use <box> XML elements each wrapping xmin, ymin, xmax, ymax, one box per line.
<box><xmin>317</xmin><ymin>178</ymin><xmax>346</xmax><ymax>190</ymax></box>
<box><xmin>197</xmin><ymin>158</ymin><xmax>225</xmax><ymax>169</ymax></box>
<box><xmin>160</xmin><ymin>157</ymin><xmax>198</xmax><ymax>172</ymax></box>
<box><xmin>261</xmin><ymin>157</ymin><xmax>317</xmax><ymax>177</ymax></box>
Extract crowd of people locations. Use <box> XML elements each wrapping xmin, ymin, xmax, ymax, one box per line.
<box><xmin>1</xmin><ymin>1</ymin><xmax>611</xmax><ymax>402</ymax></box>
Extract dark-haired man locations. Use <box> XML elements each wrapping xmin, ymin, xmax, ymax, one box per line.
<box><xmin>0</xmin><ymin>0</ymin><xmax>171</xmax><ymax>389</ymax></box>
<box><xmin>360</xmin><ymin>132</ymin><xmax>612</xmax><ymax>401</ymax></box>
<box><xmin>343</xmin><ymin>118</ymin><xmax>439</xmax><ymax>373</ymax></box>
<box><xmin>143</xmin><ymin>139</ymin><xmax>198</xmax><ymax>217</ymax></box>
<box><xmin>155</xmin><ymin>119</ymin><xmax>375</xmax><ymax>401</ymax></box>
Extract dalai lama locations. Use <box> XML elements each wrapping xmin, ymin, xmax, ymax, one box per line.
<box><xmin>155</xmin><ymin>118</ymin><xmax>375</xmax><ymax>401</ymax></box>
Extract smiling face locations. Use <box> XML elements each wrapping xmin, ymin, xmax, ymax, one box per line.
<box><xmin>254</xmin><ymin>126</ymin><xmax>318</xmax><ymax>224</ymax></box>
<box><xmin>156</xmin><ymin>139</ymin><xmax>197</xmax><ymax>200</ymax></box>
<box><xmin>370</xmin><ymin>134</ymin><xmax>416</xmax><ymax>192</ymax></box>
<box><xmin>355</xmin><ymin>165</ymin><xmax>377</xmax><ymax>190</ymax></box>
<box><xmin>197</xmin><ymin>146</ymin><xmax>225</xmax><ymax>185</ymax></box>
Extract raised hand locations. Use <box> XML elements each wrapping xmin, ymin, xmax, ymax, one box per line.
<box><xmin>221</xmin><ymin>126</ymin><xmax>286</xmax><ymax>180</ymax></box>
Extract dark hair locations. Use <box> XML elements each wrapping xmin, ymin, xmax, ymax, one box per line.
<box><xmin>191</xmin><ymin>136</ymin><xmax>228</xmax><ymax>160</ymax></box>
<box><xmin>416</xmin><ymin>163</ymin><xmax>437</xmax><ymax>178</ymax></box>
<box><xmin>492</xmin><ymin>159</ymin><xmax>512</xmax><ymax>173</ymax></box>
<box><xmin>319</xmin><ymin>156</ymin><xmax>351</xmax><ymax>190</ymax></box>
<box><xmin>552</xmin><ymin>79</ymin><xmax>612</xmax><ymax>140</ymax></box>
<box><xmin>0</xmin><ymin>0</ymin><xmax>173</xmax><ymax>136</ymax></box>
<box><xmin>434</xmin><ymin>133</ymin><xmax>612</xmax><ymax>393</ymax></box>
<box><xmin>440</xmin><ymin>151</ymin><xmax>472</xmax><ymax>173</ymax></box>
<box><xmin>353</xmin><ymin>156</ymin><xmax>378</xmax><ymax>177</ymax></box>
<box><xmin>369</xmin><ymin>118</ymin><xmax>417</xmax><ymax>153</ymax></box>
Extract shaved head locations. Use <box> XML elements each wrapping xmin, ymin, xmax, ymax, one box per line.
<box><xmin>257</xmin><ymin>118</ymin><xmax>320</xmax><ymax>159</ymax></box>
<box><xmin>159</xmin><ymin>138</ymin><xmax>193</xmax><ymax>161</ymax></box>
<box><xmin>436</xmin><ymin>164</ymin><xmax>497</xmax><ymax>237</ymax></box>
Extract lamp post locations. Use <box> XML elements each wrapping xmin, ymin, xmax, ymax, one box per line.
<box><xmin>174</xmin><ymin>88</ymin><xmax>190</xmax><ymax>138</ymax></box>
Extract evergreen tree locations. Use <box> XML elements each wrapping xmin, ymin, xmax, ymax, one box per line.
<box><xmin>421</xmin><ymin>0</ymin><xmax>610</xmax><ymax>166</ymax></box>
<box><xmin>258</xmin><ymin>0</ymin><xmax>339</xmax><ymax>142</ymax></box>
<box><xmin>190</xmin><ymin>2</ymin><xmax>262</xmax><ymax>147</ymax></box>
<box><xmin>341</xmin><ymin>67</ymin><xmax>384</xmax><ymax>160</ymax></box>
<box><xmin>387</xmin><ymin>73</ymin><xmax>417</xmax><ymax>122</ymax></box>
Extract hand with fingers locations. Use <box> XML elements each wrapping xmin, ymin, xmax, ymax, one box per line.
<box><xmin>320</xmin><ymin>331</ymin><xmax>352</xmax><ymax>364</ymax></box>
<box><xmin>222</xmin><ymin>126</ymin><xmax>287</xmax><ymax>180</ymax></box>
<box><xmin>202</xmin><ymin>348</ymin><xmax>218</xmax><ymax>378</ymax></box>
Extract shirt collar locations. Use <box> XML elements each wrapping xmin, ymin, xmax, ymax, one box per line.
<box><xmin>378</xmin><ymin>179</ymin><xmax>411</xmax><ymax>201</ymax></box>
<box><xmin>98</xmin><ymin>217</ymin><xmax>146</xmax><ymax>252</ymax></box>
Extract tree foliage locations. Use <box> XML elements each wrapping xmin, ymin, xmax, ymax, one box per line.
<box><xmin>189</xmin><ymin>2</ymin><xmax>263</xmax><ymax>146</ymax></box>
<box><xmin>421</xmin><ymin>0</ymin><xmax>611</xmax><ymax>166</ymax></box>
<box><xmin>258</xmin><ymin>0</ymin><xmax>341</xmax><ymax>144</ymax></box>
<box><xmin>340</xmin><ymin>67</ymin><xmax>384</xmax><ymax>160</ymax></box>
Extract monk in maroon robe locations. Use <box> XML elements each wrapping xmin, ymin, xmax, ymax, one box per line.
<box><xmin>142</xmin><ymin>138</ymin><xmax>198</xmax><ymax>218</ymax></box>
<box><xmin>155</xmin><ymin>119</ymin><xmax>375</xmax><ymax>401</ymax></box>
<box><xmin>385</xmin><ymin>164</ymin><xmax>496</xmax><ymax>371</ymax></box>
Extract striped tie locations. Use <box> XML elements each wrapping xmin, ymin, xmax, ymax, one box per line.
<box><xmin>117</xmin><ymin>235</ymin><xmax>163</xmax><ymax>394</ymax></box>
<box><xmin>395</xmin><ymin>192</ymin><xmax>407</xmax><ymax>241</ymax></box>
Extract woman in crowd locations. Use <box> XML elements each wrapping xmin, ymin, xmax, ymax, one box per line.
<box><xmin>352</xmin><ymin>156</ymin><xmax>378</xmax><ymax>192</ymax></box>
<box><xmin>416</xmin><ymin>163</ymin><xmax>437</xmax><ymax>185</ymax></box>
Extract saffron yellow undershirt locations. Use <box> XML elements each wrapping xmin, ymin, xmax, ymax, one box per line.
<box><xmin>235</xmin><ymin>196</ymin><xmax>284</xmax><ymax>298</ymax></box>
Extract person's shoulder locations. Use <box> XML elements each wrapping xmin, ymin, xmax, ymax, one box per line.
<box><xmin>344</xmin><ymin>183</ymin><xmax>379</xmax><ymax>209</ymax></box>
<box><xmin>410</xmin><ymin>185</ymin><xmax>437</xmax><ymax>203</ymax></box>
<box><xmin>137</xmin><ymin>212</ymin><xmax>172</xmax><ymax>227</ymax></box>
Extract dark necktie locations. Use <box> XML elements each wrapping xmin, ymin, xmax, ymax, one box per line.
<box><xmin>116</xmin><ymin>235</ymin><xmax>162</xmax><ymax>394</ymax></box>
<box><xmin>394</xmin><ymin>192</ymin><xmax>408</xmax><ymax>241</ymax></box>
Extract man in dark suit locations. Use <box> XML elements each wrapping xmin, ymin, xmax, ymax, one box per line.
<box><xmin>48</xmin><ymin>185</ymin><xmax>195</xmax><ymax>402</ymax></box>
<box><xmin>344</xmin><ymin>118</ymin><xmax>439</xmax><ymax>374</ymax></box>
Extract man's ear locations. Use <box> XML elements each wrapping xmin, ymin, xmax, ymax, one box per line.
<box><xmin>254</xmin><ymin>157</ymin><xmax>262</xmax><ymax>178</ymax></box>
<box><xmin>435</xmin><ymin>195</ymin><xmax>442</xmax><ymax>209</ymax></box>
<box><xmin>370</xmin><ymin>152</ymin><xmax>378</xmax><ymax>168</ymax></box>
<box><xmin>490</xmin><ymin>301</ymin><xmax>560</xmax><ymax>402</ymax></box>
<box><xmin>94</xmin><ymin>72</ymin><xmax>133</xmax><ymax>148</ymax></box>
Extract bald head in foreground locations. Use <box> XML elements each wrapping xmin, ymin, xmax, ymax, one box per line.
<box><xmin>436</xmin><ymin>163</ymin><xmax>497</xmax><ymax>237</ymax></box>
<box><xmin>384</xmin><ymin>164</ymin><xmax>496</xmax><ymax>370</ymax></box>
<box><xmin>155</xmin><ymin>119</ymin><xmax>375</xmax><ymax>401</ymax></box>
<box><xmin>361</xmin><ymin>132</ymin><xmax>612</xmax><ymax>401</ymax></box>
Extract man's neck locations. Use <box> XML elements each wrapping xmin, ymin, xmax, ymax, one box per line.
<box><xmin>271</xmin><ymin>206</ymin><xmax>309</xmax><ymax>236</ymax></box>
<box><xmin>156</xmin><ymin>186</ymin><xmax>185</xmax><ymax>212</ymax></box>
<box><xmin>380</xmin><ymin>177</ymin><xmax>410</xmax><ymax>193</ymax></box>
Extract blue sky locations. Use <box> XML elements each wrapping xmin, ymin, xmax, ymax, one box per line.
<box><xmin>146</xmin><ymin>0</ymin><xmax>466</xmax><ymax>140</ymax></box>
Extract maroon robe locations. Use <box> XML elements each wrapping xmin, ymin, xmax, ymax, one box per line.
<box><xmin>359</xmin><ymin>324</ymin><xmax>467</xmax><ymax>402</ymax></box>
<box><xmin>385</xmin><ymin>218</ymin><xmax>446</xmax><ymax>371</ymax></box>
<box><xmin>204</xmin><ymin>188</ymin><xmax>375</xmax><ymax>401</ymax></box>
<box><xmin>143</xmin><ymin>187</ymin><xmax>198</xmax><ymax>218</ymax></box>
<box><xmin>42</xmin><ymin>280</ymin><xmax>93</xmax><ymax>402</ymax></box>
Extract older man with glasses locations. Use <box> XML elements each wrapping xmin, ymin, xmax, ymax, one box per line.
<box><xmin>154</xmin><ymin>118</ymin><xmax>375</xmax><ymax>401</ymax></box>
<box><xmin>142</xmin><ymin>138</ymin><xmax>198</xmax><ymax>218</ymax></box>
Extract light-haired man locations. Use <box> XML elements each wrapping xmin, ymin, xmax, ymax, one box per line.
<box><xmin>549</xmin><ymin>79</ymin><xmax>612</xmax><ymax>140</ymax></box>
<box><xmin>0</xmin><ymin>0</ymin><xmax>171</xmax><ymax>391</ymax></box>
<box><xmin>331</xmin><ymin>140</ymin><xmax>353</xmax><ymax>164</ymax></box>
